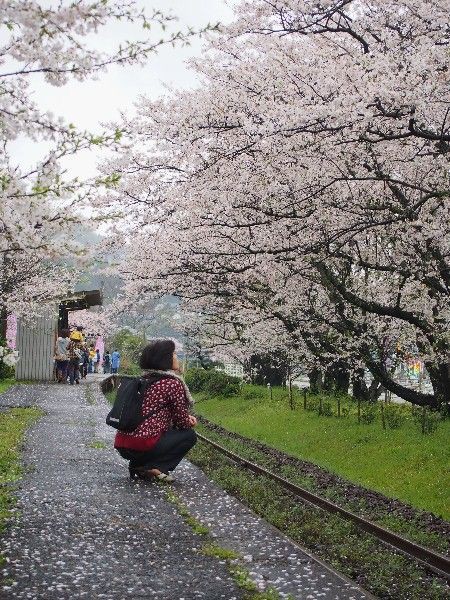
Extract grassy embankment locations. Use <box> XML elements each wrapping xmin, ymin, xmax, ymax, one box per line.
<box><xmin>0</xmin><ymin>379</ymin><xmax>16</xmax><ymax>395</ymax></box>
<box><xmin>194</xmin><ymin>384</ymin><xmax>450</xmax><ymax>520</ymax></box>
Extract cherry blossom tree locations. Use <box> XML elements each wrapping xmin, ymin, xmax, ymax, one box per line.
<box><xmin>104</xmin><ymin>0</ymin><xmax>449</xmax><ymax>407</ymax></box>
<box><xmin>68</xmin><ymin>307</ymin><xmax>114</xmax><ymax>337</ymax></box>
<box><xmin>0</xmin><ymin>252</ymin><xmax>71</xmax><ymax>313</ymax></box>
<box><xmin>1</xmin><ymin>1</ymin><xmax>216</xmax><ymax>333</ymax></box>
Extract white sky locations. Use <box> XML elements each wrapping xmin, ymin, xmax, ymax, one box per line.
<box><xmin>10</xmin><ymin>0</ymin><xmax>236</xmax><ymax>177</ymax></box>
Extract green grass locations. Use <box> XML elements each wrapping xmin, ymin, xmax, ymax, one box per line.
<box><xmin>0</xmin><ymin>379</ymin><xmax>16</xmax><ymax>395</ymax></box>
<box><xmin>0</xmin><ymin>380</ymin><xmax>38</xmax><ymax>395</ymax></box>
<box><xmin>87</xmin><ymin>440</ymin><xmax>107</xmax><ymax>449</ymax></box>
<box><xmin>201</xmin><ymin>543</ymin><xmax>240</xmax><ymax>560</ymax></box>
<box><xmin>195</xmin><ymin>421</ymin><xmax>449</xmax><ymax>553</ymax></box>
<box><xmin>194</xmin><ymin>385</ymin><xmax>450</xmax><ymax>520</ymax></box>
<box><xmin>0</xmin><ymin>407</ymin><xmax>43</xmax><ymax>568</ymax></box>
<box><xmin>202</xmin><ymin>545</ymin><xmax>287</xmax><ymax>599</ymax></box>
<box><xmin>166</xmin><ymin>489</ymin><xmax>210</xmax><ymax>535</ymax></box>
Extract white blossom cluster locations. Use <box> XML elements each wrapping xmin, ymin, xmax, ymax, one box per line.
<box><xmin>68</xmin><ymin>308</ymin><xmax>116</xmax><ymax>337</ymax></box>
<box><xmin>0</xmin><ymin>345</ymin><xmax>19</xmax><ymax>368</ymax></box>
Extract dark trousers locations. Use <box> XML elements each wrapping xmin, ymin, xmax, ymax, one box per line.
<box><xmin>117</xmin><ymin>429</ymin><xmax>197</xmax><ymax>473</ymax></box>
<box><xmin>68</xmin><ymin>359</ymin><xmax>80</xmax><ymax>384</ymax></box>
<box><xmin>55</xmin><ymin>360</ymin><xmax>69</xmax><ymax>382</ymax></box>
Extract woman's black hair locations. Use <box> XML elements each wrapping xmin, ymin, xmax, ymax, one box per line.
<box><xmin>140</xmin><ymin>339</ymin><xmax>176</xmax><ymax>371</ymax></box>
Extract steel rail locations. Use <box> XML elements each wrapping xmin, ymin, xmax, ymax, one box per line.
<box><xmin>196</xmin><ymin>431</ymin><xmax>450</xmax><ymax>582</ymax></box>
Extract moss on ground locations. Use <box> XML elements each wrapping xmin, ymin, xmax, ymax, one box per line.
<box><xmin>0</xmin><ymin>379</ymin><xmax>16</xmax><ymax>395</ymax></box>
<box><xmin>87</xmin><ymin>440</ymin><xmax>107</xmax><ymax>449</ymax></box>
<box><xmin>84</xmin><ymin>385</ymin><xmax>96</xmax><ymax>405</ymax></box>
<box><xmin>166</xmin><ymin>489</ymin><xmax>288</xmax><ymax>599</ymax></box>
<box><xmin>165</xmin><ymin>489</ymin><xmax>210</xmax><ymax>535</ymax></box>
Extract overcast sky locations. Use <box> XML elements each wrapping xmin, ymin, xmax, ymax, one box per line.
<box><xmin>12</xmin><ymin>0</ymin><xmax>236</xmax><ymax>177</ymax></box>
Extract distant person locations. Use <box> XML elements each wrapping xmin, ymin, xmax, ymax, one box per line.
<box><xmin>88</xmin><ymin>345</ymin><xmax>96</xmax><ymax>374</ymax></box>
<box><xmin>81</xmin><ymin>346</ymin><xmax>89</xmax><ymax>379</ymax></box>
<box><xmin>111</xmin><ymin>350</ymin><xmax>120</xmax><ymax>374</ymax></box>
<box><xmin>67</xmin><ymin>338</ymin><xmax>83</xmax><ymax>385</ymax></box>
<box><xmin>54</xmin><ymin>329</ymin><xmax>70</xmax><ymax>383</ymax></box>
<box><xmin>114</xmin><ymin>339</ymin><xmax>197</xmax><ymax>482</ymax></box>
<box><xmin>94</xmin><ymin>348</ymin><xmax>100</xmax><ymax>373</ymax></box>
<box><xmin>103</xmin><ymin>350</ymin><xmax>111</xmax><ymax>374</ymax></box>
<box><xmin>70</xmin><ymin>326</ymin><xmax>84</xmax><ymax>343</ymax></box>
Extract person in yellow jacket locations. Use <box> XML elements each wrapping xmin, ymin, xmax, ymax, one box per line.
<box><xmin>70</xmin><ymin>326</ymin><xmax>84</xmax><ymax>343</ymax></box>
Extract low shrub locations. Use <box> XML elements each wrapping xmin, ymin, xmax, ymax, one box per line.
<box><xmin>384</xmin><ymin>404</ymin><xmax>406</xmax><ymax>429</ymax></box>
<box><xmin>119</xmin><ymin>357</ymin><xmax>141</xmax><ymax>376</ymax></box>
<box><xmin>412</xmin><ymin>406</ymin><xmax>440</xmax><ymax>434</ymax></box>
<box><xmin>360</xmin><ymin>403</ymin><xmax>377</xmax><ymax>424</ymax></box>
<box><xmin>305</xmin><ymin>398</ymin><xmax>319</xmax><ymax>412</ymax></box>
<box><xmin>185</xmin><ymin>368</ymin><xmax>240</xmax><ymax>397</ymax></box>
<box><xmin>240</xmin><ymin>386</ymin><xmax>262</xmax><ymax>401</ymax></box>
<box><xmin>185</xmin><ymin>368</ymin><xmax>212</xmax><ymax>393</ymax></box>
<box><xmin>205</xmin><ymin>371</ymin><xmax>240</xmax><ymax>397</ymax></box>
<box><xmin>320</xmin><ymin>401</ymin><xmax>334</xmax><ymax>417</ymax></box>
<box><xmin>0</xmin><ymin>364</ymin><xmax>14</xmax><ymax>380</ymax></box>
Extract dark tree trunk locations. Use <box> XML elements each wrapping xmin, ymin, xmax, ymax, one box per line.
<box><xmin>308</xmin><ymin>367</ymin><xmax>323</xmax><ymax>394</ymax></box>
<box><xmin>352</xmin><ymin>369</ymin><xmax>382</xmax><ymax>402</ymax></box>
<box><xmin>365</xmin><ymin>356</ymin><xmax>438</xmax><ymax>408</ymax></box>
<box><xmin>0</xmin><ymin>305</ymin><xmax>7</xmax><ymax>341</ymax></box>
<box><xmin>368</xmin><ymin>378</ymin><xmax>383</xmax><ymax>401</ymax></box>
<box><xmin>246</xmin><ymin>352</ymin><xmax>289</xmax><ymax>386</ymax></box>
<box><xmin>426</xmin><ymin>362</ymin><xmax>450</xmax><ymax>408</ymax></box>
<box><xmin>335</xmin><ymin>368</ymin><xmax>351</xmax><ymax>395</ymax></box>
<box><xmin>323</xmin><ymin>361</ymin><xmax>350</xmax><ymax>395</ymax></box>
<box><xmin>331</xmin><ymin>359</ymin><xmax>351</xmax><ymax>395</ymax></box>
<box><xmin>352</xmin><ymin>369</ymin><xmax>369</xmax><ymax>401</ymax></box>
<box><xmin>323</xmin><ymin>368</ymin><xmax>334</xmax><ymax>392</ymax></box>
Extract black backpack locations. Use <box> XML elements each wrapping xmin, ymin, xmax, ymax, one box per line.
<box><xmin>106</xmin><ymin>374</ymin><xmax>173</xmax><ymax>432</ymax></box>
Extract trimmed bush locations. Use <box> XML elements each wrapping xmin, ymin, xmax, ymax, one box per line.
<box><xmin>205</xmin><ymin>371</ymin><xmax>240</xmax><ymax>397</ymax></box>
<box><xmin>185</xmin><ymin>368</ymin><xmax>240</xmax><ymax>397</ymax></box>
<box><xmin>185</xmin><ymin>368</ymin><xmax>213</xmax><ymax>393</ymax></box>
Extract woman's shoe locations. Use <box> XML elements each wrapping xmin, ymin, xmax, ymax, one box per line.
<box><xmin>155</xmin><ymin>473</ymin><xmax>174</xmax><ymax>482</ymax></box>
<box><xmin>128</xmin><ymin>466</ymin><xmax>174</xmax><ymax>482</ymax></box>
<box><xmin>129</xmin><ymin>466</ymin><xmax>146</xmax><ymax>480</ymax></box>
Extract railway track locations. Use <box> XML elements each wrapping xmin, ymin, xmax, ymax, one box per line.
<box><xmin>102</xmin><ymin>375</ymin><xmax>449</xmax><ymax>584</ymax></box>
<box><xmin>196</xmin><ymin>430</ymin><xmax>450</xmax><ymax>583</ymax></box>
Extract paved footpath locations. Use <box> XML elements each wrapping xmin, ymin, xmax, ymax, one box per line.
<box><xmin>0</xmin><ymin>383</ymin><xmax>373</xmax><ymax>600</ymax></box>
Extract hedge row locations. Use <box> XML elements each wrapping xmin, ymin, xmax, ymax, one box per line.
<box><xmin>185</xmin><ymin>368</ymin><xmax>240</xmax><ymax>397</ymax></box>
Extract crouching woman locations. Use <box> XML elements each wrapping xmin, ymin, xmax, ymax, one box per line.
<box><xmin>114</xmin><ymin>339</ymin><xmax>197</xmax><ymax>482</ymax></box>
